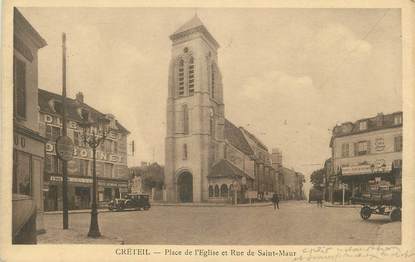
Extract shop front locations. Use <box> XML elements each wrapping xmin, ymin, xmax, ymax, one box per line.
<box><xmin>44</xmin><ymin>175</ymin><xmax>128</xmax><ymax>211</ymax></box>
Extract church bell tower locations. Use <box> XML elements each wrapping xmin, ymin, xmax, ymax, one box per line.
<box><xmin>165</xmin><ymin>15</ymin><xmax>225</xmax><ymax>202</ymax></box>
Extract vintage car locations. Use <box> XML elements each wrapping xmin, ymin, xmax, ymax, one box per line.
<box><xmin>108</xmin><ymin>194</ymin><xmax>151</xmax><ymax>211</ymax></box>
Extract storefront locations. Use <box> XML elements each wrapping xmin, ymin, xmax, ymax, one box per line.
<box><xmin>44</xmin><ymin>175</ymin><xmax>128</xmax><ymax>211</ymax></box>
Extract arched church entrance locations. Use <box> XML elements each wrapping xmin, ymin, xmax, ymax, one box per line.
<box><xmin>177</xmin><ymin>172</ymin><xmax>193</xmax><ymax>202</ymax></box>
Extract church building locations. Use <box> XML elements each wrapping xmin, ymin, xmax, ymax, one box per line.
<box><xmin>164</xmin><ymin>15</ymin><xmax>276</xmax><ymax>203</ymax></box>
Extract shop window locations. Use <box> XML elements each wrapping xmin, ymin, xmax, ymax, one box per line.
<box><xmin>104</xmin><ymin>188</ymin><xmax>112</xmax><ymax>201</ymax></box>
<box><xmin>214</xmin><ymin>185</ymin><xmax>219</xmax><ymax>197</ymax></box>
<box><xmin>13</xmin><ymin>57</ymin><xmax>26</xmax><ymax>119</ymax></box>
<box><xmin>12</xmin><ymin>150</ymin><xmax>32</xmax><ymax>196</ymax></box>
<box><xmin>208</xmin><ymin>185</ymin><xmax>213</xmax><ymax>197</ymax></box>
<box><xmin>341</xmin><ymin>143</ymin><xmax>349</xmax><ymax>157</ymax></box>
<box><xmin>393</xmin><ymin>159</ymin><xmax>402</xmax><ymax>169</ymax></box>
<box><xmin>394</xmin><ymin>136</ymin><xmax>402</xmax><ymax>152</ymax></box>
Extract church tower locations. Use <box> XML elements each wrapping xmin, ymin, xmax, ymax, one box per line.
<box><xmin>165</xmin><ymin>15</ymin><xmax>225</xmax><ymax>202</ymax></box>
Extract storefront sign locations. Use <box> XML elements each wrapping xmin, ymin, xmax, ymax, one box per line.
<box><xmin>247</xmin><ymin>191</ymin><xmax>258</xmax><ymax>199</ymax></box>
<box><xmin>342</xmin><ymin>165</ymin><xmax>372</xmax><ymax>175</ymax></box>
<box><xmin>50</xmin><ymin>176</ymin><xmax>92</xmax><ymax>184</ymax></box>
<box><xmin>56</xmin><ymin>136</ymin><xmax>74</xmax><ymax>161</ymax></box>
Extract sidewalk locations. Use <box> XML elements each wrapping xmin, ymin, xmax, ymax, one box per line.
<box><xmin>45</xmin><ymin>208</ymin><xmax>111</xmax><ymax>215</ymax></box>
<box><xmin>38</xmin><ymin>227</ymin><xmax>124</xmax><ymax>244</ymax></box>
<box><xmin>323</xmin><ymin>202</ymin><xmax>361</xmax><ymax>208</ymax></box>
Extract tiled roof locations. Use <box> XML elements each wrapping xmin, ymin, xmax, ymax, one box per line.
<box><xmin>38</xmin><ymin>89</ymin><xmax>129</xmax><ymax>134</ymax></box>
<box><xmin>224</xmin><ymin>119</ymin><xmax>254</xmax><ymax>156</ymax></box>
<box><xmin>173</xmin><ymin>15</ymin><xmax>205</xmax><ymax>35</ymax></box>
<box><xmin>240</xmin><ymin>127</ymin><xmax>268</xmax><ymax>151</ymax></box>
<box><xmin>209</xmin><ymin>159</ymin><xmax>253</xmax><ymax>179</ymax></box>
<box><xmin>332</xmin><ymin>112</ymin><xmax>402</xmax><ymax>139</ymax></box>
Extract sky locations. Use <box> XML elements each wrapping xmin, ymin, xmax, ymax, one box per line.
<box><xmin>20</xmin><ymin>7</ymin><xmax>402</xmax><ymax>193</ymax></box>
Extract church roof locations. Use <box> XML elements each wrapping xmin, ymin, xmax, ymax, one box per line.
<box><xmin>170</xmin><ymin>14</ymin><xmax>220</xmax><ymax>48</ymax></box>
<box><xmin>224</xmin><ymin>119</ymin><xmax>254</xmax><ymax>156</ymax></box>
<box><xmin>209</xmin><ymin>159</ymin><xmax>253</xmax><ymax>179</ymax></box>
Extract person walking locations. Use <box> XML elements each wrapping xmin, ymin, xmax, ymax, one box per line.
<box><xmin>272</xmin><ymin>193</ymin><xmax>280</xmax><ymax>210</ymax></box>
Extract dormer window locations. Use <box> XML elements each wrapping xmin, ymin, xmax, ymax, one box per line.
<box><xmin>394</xmin><ymin>114</ymin><xmax>402</xmax><ymax>125</ymax></box>
<box><xmin>53</xmin><ymin>101</ymin><xmax>63</xmax><ymax>115</ymax></box>
<box><xmin>359</xmin><ymin>121</ymin><xmax>367</xmax><ymax>131</ymax></box>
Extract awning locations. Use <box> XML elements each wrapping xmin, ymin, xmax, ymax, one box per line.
<box><xmin>340</xmin><ymin>171</ymin><xmax>395</xmax><ymax>183</ymax></box>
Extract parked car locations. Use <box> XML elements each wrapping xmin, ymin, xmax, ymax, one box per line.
<box><xmin>108</xmin><ymin>194</ymin><xmax>150</xmax><ymax>211</ymax></box>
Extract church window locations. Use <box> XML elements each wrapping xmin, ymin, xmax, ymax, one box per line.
<box><xmin>178</xmin><ymin>59</ymin><xmax>185</xmax><ymax>96</ymax></box>
<box><xmin>188</xmin><ymin>56</ymin><xmax>194</xmax><ymax>96</ymax></box>
<box><xmin>183</xmin><ymin>104</ymin><xmax>189</xmax><ymax>135</ymax></box>
<box><xmin>208</xmin><ymin>185</ymin><xmax>213</xmax><ymax>197</ymax></box>
<box><xmin>211</xmin><ymin>63</ymin><xmax>215</xmax><ymax>99</ymax></box>
<box><xmin>214</xmin><ymin>185</ymin><xmax>219</xmax><ymax>197</ymax></box>
<box><xmin>209</xmin><ymin>109</ymin><xmax>215</xmax><ymax>139</ymax></box>
<box><xmin>183</xmin><ymin>144</ymin><xmax>188</xmax><ymax>160</ymax></box>
<box><xmin>220</xmin><ymin>184</ymin><xmax>228</xmax><ymax>197</ymax></box>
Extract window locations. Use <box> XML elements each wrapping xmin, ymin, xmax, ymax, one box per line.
<box><xmin>112</xmin><ymin>141</ymin><xmax>118</xmax><ymax>153</ymax></box>
<box><xmin>211</xmin><ymin>64</ymin><xmax>215</xmax><ymax>98</ymax></box>
<box><xmin>359</xmin><ymin>121</ymin><xmax>367</xmax><ymax>131</ymax></box>
<box><xmin>394</xmin><ymin>136</ymin><xmax>403</xmax><ymax>152</ymax></box>
<box><xmin>356</xmin><ymin>141</ymin><xmax>370</xmax><ymax>156</ymax></box>
<box><xmin>214</xmin><ymin>185</ymin><xmax>219</xmax><ymax>197</ymax></box>
<box><xmin>183</xmin><ymin>104</ymin><xmax>189</xmax><ymax>135</ymax></box>
<box><xmin>105</xmin><ymin>163</ymin><xmax>114</xmax><ymax>178</ymax></box>
<box><xmin>13</xmin><ymin>150</ymin><xmax>31</xmax><ymax>196</ymax></box>
<box><xmin>183</xmin><ymin>144</ymin><xmax>188</xmax><ymax>160</ymax></box>
<box><xmin>46</xmin><ymin>125</ymin><xmax>61</xmax><ymax>141</ymax></box>
<box><xmin>393</xmin><ymin>159</ymin><xmax>402</xmax><ymax>169</ymax></box>
<box><xmin>220</xmin><ymin>184</ymin><xmax>228</xmax><ymax>197</ymax></box>
<box><xmin>341</xmin><ymin>143</ymin><xmax>349</xmax><ymax>157</ymax></box>
<box><xmin>81</xmin><ymin>109</ymin><xmax>89</xmax><ymax>121</ymax></box>
<box><xmin>54</xmin><ymin>101</ymin><xmax>63</xmax><ymax>115</ymax></box>
<box><xmin>13</xmin><ymin>57</ymin><xmax>26</xmax><ymax>119</ymax></box>
<box><xmin>394</xmin><ymin>115</ymin><xmax>402</xmax><ymax>125</ymax></box>
<box><xmin>208</xmin><ymin>186</ymin><xmax>214</xmax><ymax>197</ymax></box>
<box><xmin>74</xmin><ymin>131</ymin><xmax>80</xmax><ymax>146</ymax></box>
<box><xmin>177</xmin><ymin>59</ymin><xmax>185</xmax><ymax>96</ymax></box>
<box><xmin>188</xmin><ymin>56</ymin><xmax>194</xmax><ymax>95</ymax></box>
<box><xmin>79</xmin><ymin>159</ymin><xmax>89</xmax><ymax>176</ymax></box>
<box><xmin>104</xmin><ymin>188</ymin><xmax>112</xmax><ymax>201</ymax></box>
<box><xmin>210</xmin><ymin>110</ymin><xmax>215</xmax><ymax>139</ymax></box>
<box><xmin>45</xmin><ymin>154</ymin><xmax>56</xmax><ymax>173</ymax></box>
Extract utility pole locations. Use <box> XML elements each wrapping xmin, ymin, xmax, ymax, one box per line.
<box><xmin>61</xmin><ymin>33</ymin><xmax>69</xmax><ymax>229</ymax></box>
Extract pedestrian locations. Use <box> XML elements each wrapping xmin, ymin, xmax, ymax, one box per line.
<box><xmin>271</xmin><ymin>193</ymin><xmax>280</xmax><ymax>210</ymax></box>
<box><xmin>317</xmin><ymin>190</ymin><xmax>323</xmax><ymax>208</ymax></box>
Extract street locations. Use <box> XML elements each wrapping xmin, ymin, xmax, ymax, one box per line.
<box><xmin>39</xmin><ymin>201</ymin><xmax>401</xmax><ymax>245</ymax></box>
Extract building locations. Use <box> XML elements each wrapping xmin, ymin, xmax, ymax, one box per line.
<box><xmin>38</xmin><ymin>89</ymin><xmax>130</xmax><ymax>210</ymax></box>
<box><xmin>329</xmin><ymin>112</ymin><xmax>403</xmax><ymax>201</ymax></box>
<box><xmin>13</xmin><ymin>8</ymin><xmax>48</xmax><ymax>237</ymax></box>
<box><xmin>281</xmin><ymin>167</ymin><xmax>305</xmax><ymax>200</ymax></box>
<box><xmin>271</xmin><ymin>148</ymin><xmax>284</xmax><ymax>197</ymax></box>
<box><xmin>164</xmin><ymin>15</ymin><xmax>275</xmax><ymax>203</ymax></box>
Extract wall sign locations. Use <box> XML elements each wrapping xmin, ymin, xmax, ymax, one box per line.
<box><xmin>375</xmin><ymin>137</ymin><xmax>385</xmax><ymax>151</ymax></box>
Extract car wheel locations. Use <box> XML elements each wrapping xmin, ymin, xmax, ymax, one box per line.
<box><xmin>390</xmin><ymin>208</ymin><xmax>401</xmax><ymax>222</ymax></box>
<box><xmin>144</xmin><ymin>206</ymin><xmax>150</xmax><ymax>210</ymax></box>
<box><xmin>360</xmin><ymin>206</ymin><xmax>372</xmax><ymax>220</ymax></box>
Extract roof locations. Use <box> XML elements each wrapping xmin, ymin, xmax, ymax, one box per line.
<box><xmin>209</xmin><ymin>159</ymin><xmax>253</xmax><ymax>179</ymax></box>
<box><xmin>170</xmin><ymin>14</ymin><xmax>220</xmax><ymax>48</ymax></box>
<box><xmin>331</xmin><ymin>112</ymin><xmax>402</xmax><ymax>140</ymax></box>
<box><xmin>38</xmin><ymin>89</ymin><xmax>129</xmax><ymax>134</ymax></box>
<box><xmin>14</xmin><ymin>8</ymin><xmax>47</xmax><ymax>48</ymax></box>
<box><xmin>240</xmin><ymin>127</ymin><xmax>268</xmax><ymax>151</ymax></box>
<box><xmin>224</xmin><ymin>119</ymin><xmax>254</xmax><ymax>156</ymax></box>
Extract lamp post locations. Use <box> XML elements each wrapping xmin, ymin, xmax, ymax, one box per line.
<box><xmin>79</xmin><ymin>117</ymin><xmax>110</xmax><ymax>238</ymax></box>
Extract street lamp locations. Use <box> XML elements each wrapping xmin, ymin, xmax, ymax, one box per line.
<box><xmin>79</xmin><ymin>116</ymin><xmax>110</xmax><ymax>238</ymax></box>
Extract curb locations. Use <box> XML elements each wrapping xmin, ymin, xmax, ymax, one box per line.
<box><xmin>45</xmin><ymin>209</ymin><xmax>111</xmax><ymax>215</ymax></box>
<box><xmin>323</xmin><ymin>204</ymin><xmax>361</xmax><ymax>208</ymax></box>
<box><xmin>151</xmin><ymin>203</ymin><xmax>273</xmax><ymax>208</ymax></box>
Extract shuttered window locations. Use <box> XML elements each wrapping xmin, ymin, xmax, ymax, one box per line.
<box><xmin>177</xmin><ymin>59</ymin><xmax>185</xmax><ymax>96</ymax></box>
<box><xmin>188</xmin><ymin>56</ymin><xmax>194</xmax><ymax>96</ymax></box>
<box><xmin>13</xmin><ymin>57</ymin><xmax>26</xmax><ymax>119</ymax></box>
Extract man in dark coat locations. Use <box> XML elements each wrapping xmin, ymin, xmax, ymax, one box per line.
<box><xmin>272</xmin><ymin>193</ymin><xmax>280</xmax><ymax>210</ymax></box>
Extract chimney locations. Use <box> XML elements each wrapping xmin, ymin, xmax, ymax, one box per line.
<box><xmin>76</xmin><ymin>92</ymin><xmax>84</xmax><ymax>103</ymax></box>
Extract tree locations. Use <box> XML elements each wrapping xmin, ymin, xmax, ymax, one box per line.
<box><xmin>310</xmin><ymin>168</ymin><xmax>325</xmax><ymax>190</ymax></box>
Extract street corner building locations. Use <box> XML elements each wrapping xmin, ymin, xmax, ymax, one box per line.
<box><xmin>164</xmin><ymin>15</ymin><xmax>278</xmax><ymax>203</ymax></box>
<box><xmin>12</xmin><ymin>8</ymin><xmax>48</xmax><ymax>243</ymax></box>
<box><xmin>38</xmin><ymin>89</ymin><xmax>130</xmax><ymax>211</ymax></box>
<box><xmin>328</xmin><ymin>112</ymin><xmax>403</xmax><ymax>202</ymax></box>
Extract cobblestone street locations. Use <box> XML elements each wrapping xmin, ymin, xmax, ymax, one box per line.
<box><xmin>39</xmin><ymin>201</ymin><xmax>401</xmax><ymax>245</ymax></box>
